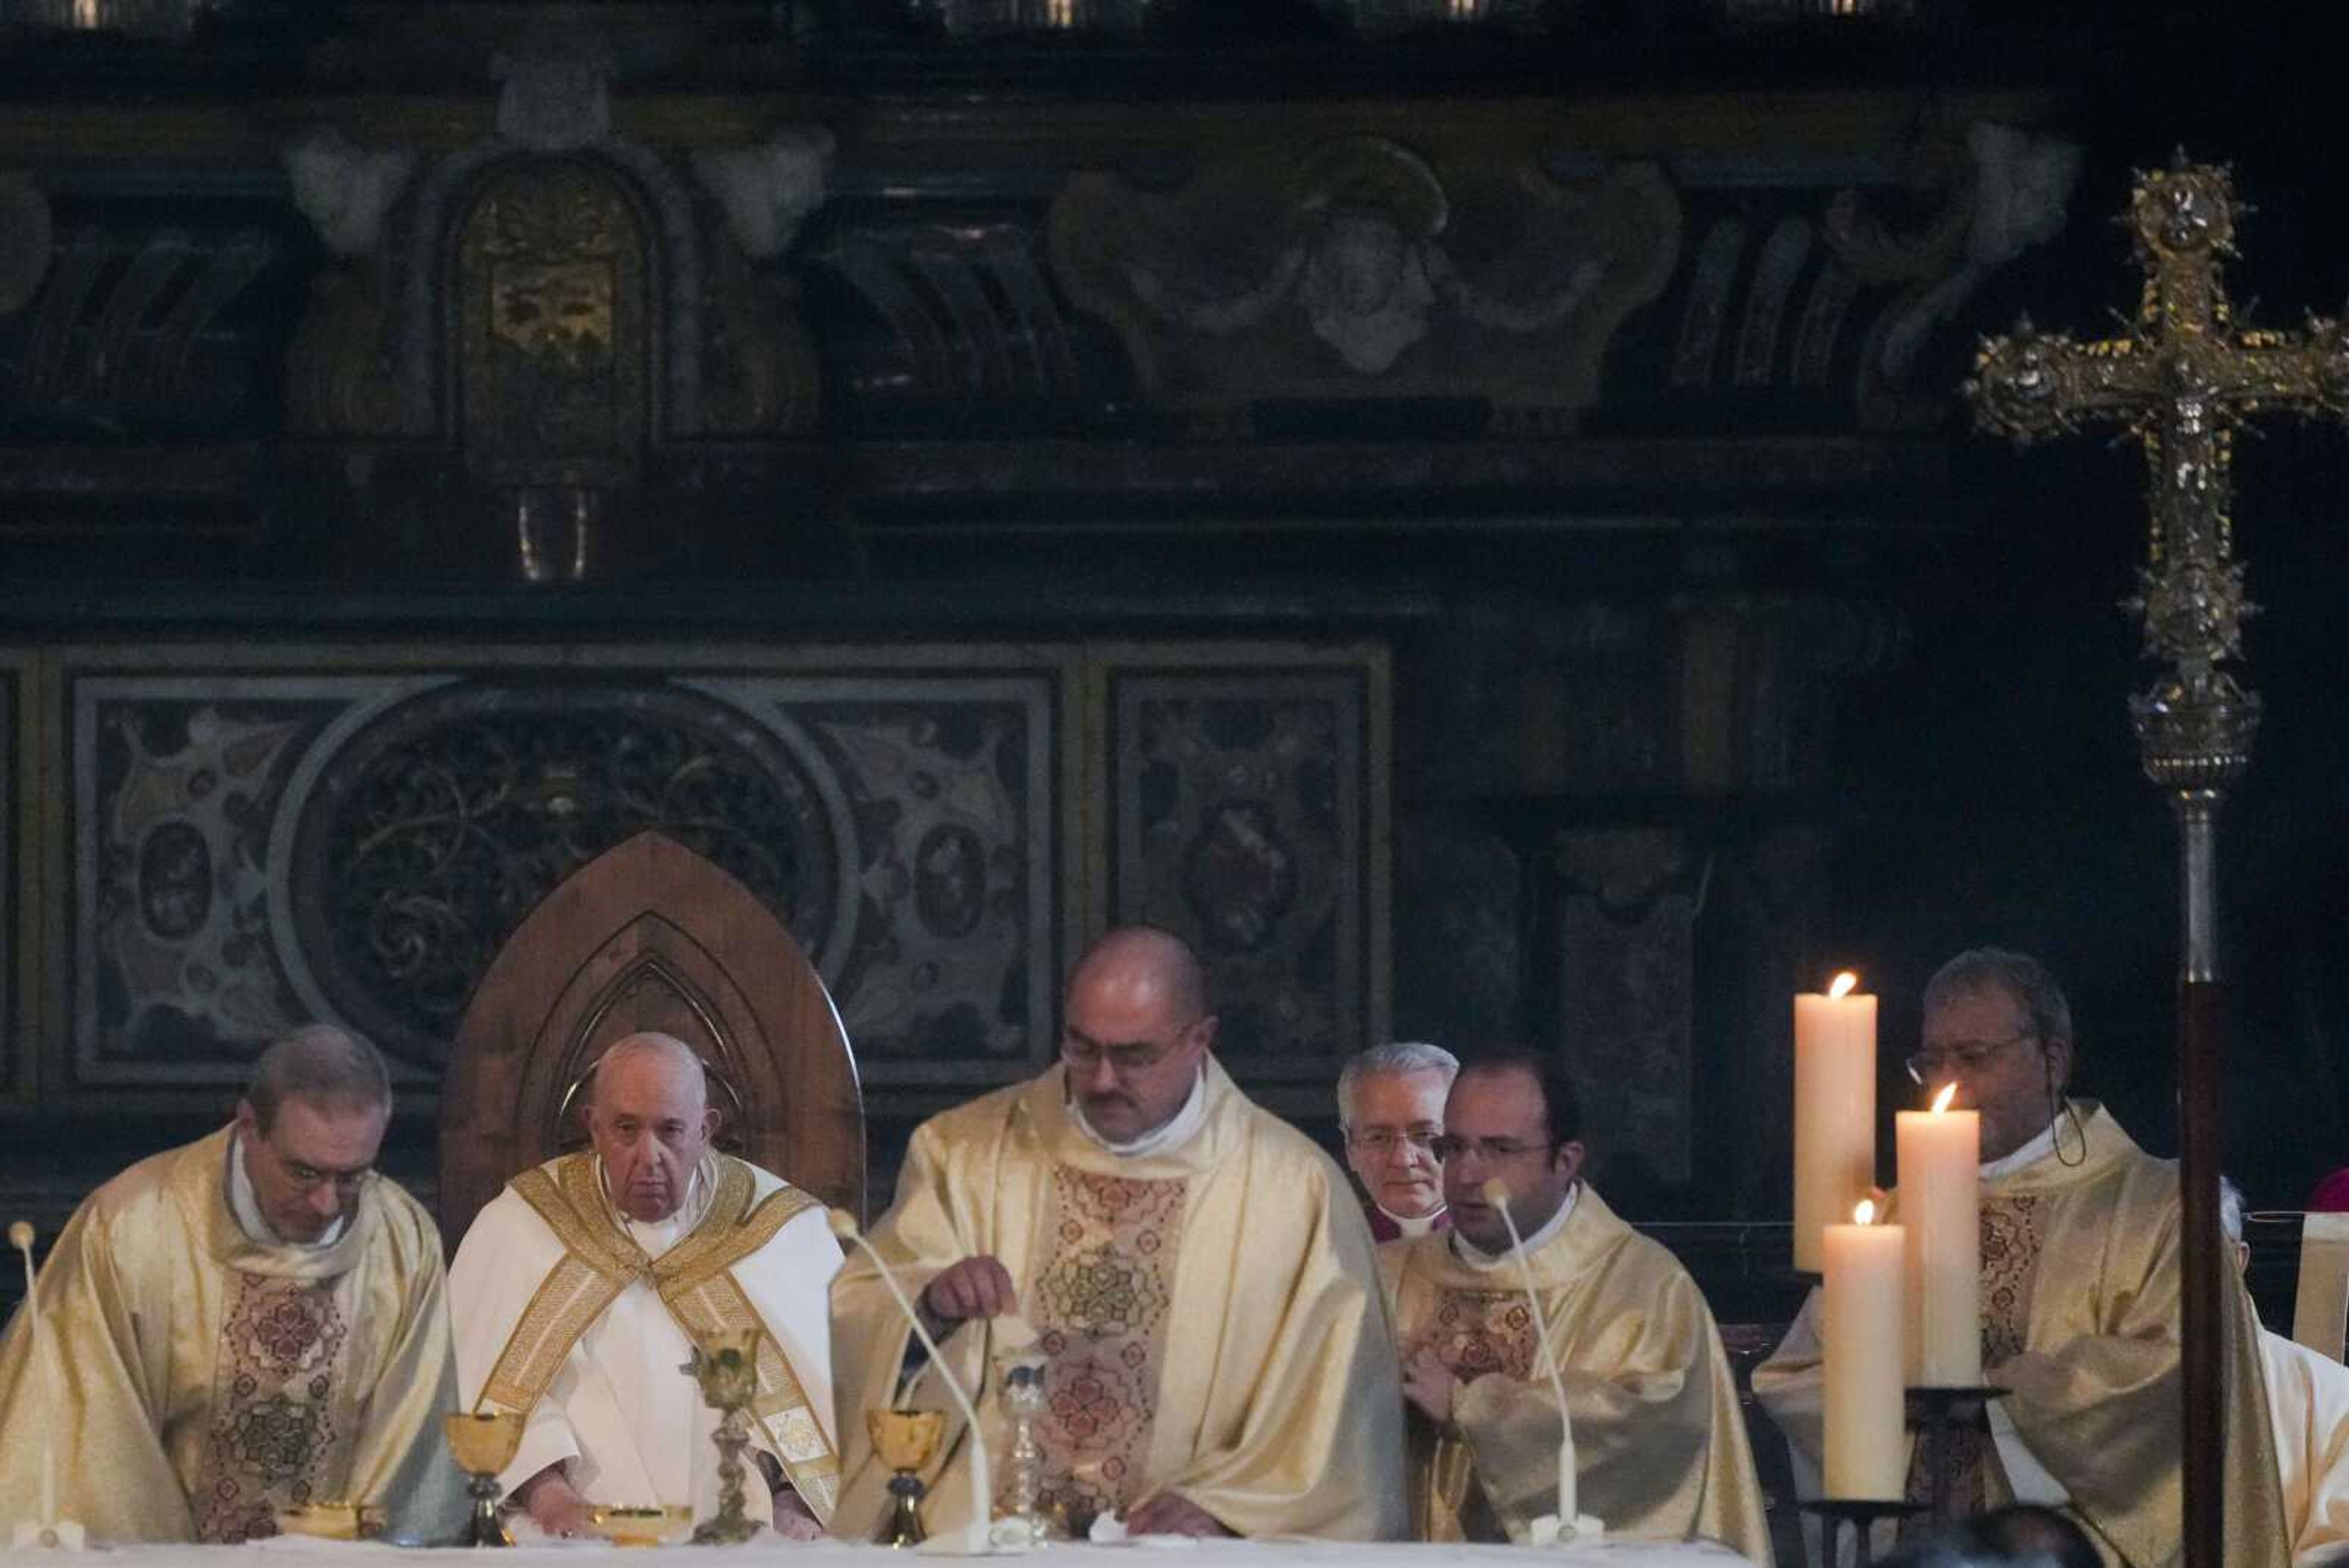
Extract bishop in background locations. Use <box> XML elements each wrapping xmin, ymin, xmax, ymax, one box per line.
<box><xmin>1379</xmin><ymin>1049</ymin><xmax>1770</xmax><ymax>1559</ymax></box>
<box><xmin>449</xmin><ymin>1031</ymin><xmax>842</xmax><ymax>1540</ymax></box>
<box><xmin>0</xmin><ymin>1025</ymin><xmax>463</xmax><ymax>1544</ymax></box>
<box><xmin>831</xmin><ymin>925</ymin><xmax>1406</xmax><ymax>1540</ymax></box>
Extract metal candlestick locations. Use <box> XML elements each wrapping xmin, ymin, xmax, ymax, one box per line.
<box><xmin>1906</xmin><ymin>1384</ymin><xmax>2008</xmax><ymax>1525</ymax></box>
<box><xmin>684</xmin><ymin>1329</ymin><xmax>765</xmax><ymax>1545</ymax></box>
<box><xmin>1798</xmin><ymin>1499</ymin><xmax>1929</xmax><ymax>1567</ymax></box>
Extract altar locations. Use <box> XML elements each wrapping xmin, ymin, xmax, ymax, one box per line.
<box><xmin>0</xmin><ymin>1544</ymin><xmax>1751</xmax><ymax>1568</ymax></box>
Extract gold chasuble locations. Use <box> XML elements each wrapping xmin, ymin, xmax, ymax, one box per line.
<box><xmin>1378</xmin><ymin>1184</ymin><xmax>1772</xmax><ymax>1560</ymax></box>
<box><xmin>0</xmin><ymin>1126</ymin><xmax>462</xmax><ymax>1544</ymax></box>
<box><xmin>1753</xmin><ymin>1103</ymin><xmax>2290</xmax><ymax>1568</ymax></box>
<box><xmin>460</xmin><ymin>1153</ymin><xmax>841</xmax><ymax>1520</ymax></box>
<box><xmin>830</xmin><ymin>1059</ymin><xmax>1407</xmax><ymax>1541</ymax></box>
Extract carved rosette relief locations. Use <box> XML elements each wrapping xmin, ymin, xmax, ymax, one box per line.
<box><xmin>1047</xmin><ymin>135</ymin><xmax>1681</xmax><ymax>431</ymax></box>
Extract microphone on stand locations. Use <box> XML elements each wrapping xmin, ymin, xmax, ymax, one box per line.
<box><xmin>9</xmin><ymin>1221</ymin><xmax>86</xmax><ymax>1552</ymax></box>
<box><xmin>1479</xmin><ymin>1181</ymin><xmax>1601</xmax><ymax>1544</ymax></box>
<box><xmin>828</xmin><ymin>1211</ymin><xmax>995</xmax><ymax>1556</ymax></box>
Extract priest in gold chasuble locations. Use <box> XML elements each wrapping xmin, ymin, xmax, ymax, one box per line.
<box><xmin>831</xmin><ymin>927</ymin><xmax>1406</xmax><ymax>1542</ymax></box>
<box><xmin>1381</xmin><ymin>1052</ymin><xmax>1772</xmax><ymax>1560</ymax></box>
<box><xmin>0</xmin><ymin>1027</ymin><xmax>463</xmax><ymax>1545</ymax></box>
<box><xmin>1754</xmin><ymin>949</ymin><xmax>2290</xmax><ymax>1568</ymax></box>
<box><xmin>450</xmin><ymin>1033</ymin><xmax>841</xmax><ymax>1540</ymax></box>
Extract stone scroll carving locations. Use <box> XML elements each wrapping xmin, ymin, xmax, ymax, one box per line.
<box><xmin>1048</xmin><ymin>135</ymin><xmax>1681</xmax><ymax>431</ymax></box>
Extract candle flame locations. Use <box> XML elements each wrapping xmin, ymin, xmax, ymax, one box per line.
<box><xmin>1931</xmin><ymin>1082</ymin><xmax>1959</xmax><ymax>1114</ymax></box>
<box><xmin>1853</xmin><ymin>1198</ymin><xmax>1877</xmax><ymax>1226</ymax></box>
<box><xmin>1480</xmin><ymin>1178</ymin><xmax>1512</xmax><ymax>1207</ymax></box>
<box><xmin>1828</xmin><ymin>971</ymin><xmax>1858</xmax><ymax>1000</ymax></box>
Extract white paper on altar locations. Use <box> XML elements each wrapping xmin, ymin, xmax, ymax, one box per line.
<box><xmin>448</xmin><ymin>1168</ymin><xmax>841</xmax><ymax>1517</ymax></box>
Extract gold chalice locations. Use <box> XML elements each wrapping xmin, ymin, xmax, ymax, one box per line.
<box><xmin>684</xmin><ymin>1329</ymin><xmax>765</xmax><ymax>1545</ymax></box>
<box><xmin>442</xmin><ymin>1411</ymin><xmax>525</xmax><ymax>1547</ymax></box>
<box><xmin>866</xmin><ymin>1409</ymin><xmax>945</xmax><ymax>1548</ymax></box>
<box><xmin>277</xmin><ymin>1500</ymin><xmax>384</xmax><ymax>1542</ymax></box>
<box><xmin>587</xmin><ymin>1504</ymin><xmax>696</xmax><ymax>1547</ymax></box>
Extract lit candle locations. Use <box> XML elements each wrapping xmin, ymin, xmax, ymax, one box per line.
<box><xmin>1822</xmin><ymin>1200</ymin><xmax>1906</xmax><ymax>1500</ymax></box>
<box><xmin>1896</xmin><ymin>1083</ymin><xmax>1981</xmax><ymax>1386</ymax></box>
<box><xmin>1794</xmin><ymin>971</ymin><xmax>1877</xmax><ymax>1273</ymax></box>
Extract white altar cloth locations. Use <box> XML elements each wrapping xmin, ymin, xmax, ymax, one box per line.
<box><xmin>0</xmin><ymin>1539</ymin><xmax>1752</xmax><ymax>1567</ymax></box>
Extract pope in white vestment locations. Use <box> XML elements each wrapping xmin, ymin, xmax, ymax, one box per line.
<box><xmin>449</xmin><ymin>1033</ymin><xmax>842</xmax><ymax>1539</ymax></box>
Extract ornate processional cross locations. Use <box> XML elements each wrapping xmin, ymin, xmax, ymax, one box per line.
<box><xmin>1967</xmin><ymin>155</ymin><xmax>2349</xmax><ymax>1568</ymax></box>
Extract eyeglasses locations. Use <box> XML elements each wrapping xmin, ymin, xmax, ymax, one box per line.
<box><xmin>1905</xmin><ymin>1029</ymin><xmax>2036</xmax><ymax>1086</ymax></box>
<box><xmin>262</xmin><ymin>1137</ymin><xmax>373</xmax><ymax>1197</ymax></box>
<box><xmin>1346</xmin><ymin>1127</ymin><xmax>1442</xmax><ymax>1156</ymax></box>
<box><xmin>1428</xmin><ymin>1136</ymin><xmax>1560</xmax><ymax>1164</ymax></box>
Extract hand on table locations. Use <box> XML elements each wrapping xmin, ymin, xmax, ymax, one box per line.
<box><xmin>516</xmin><ymin>1468</ymin><xmax>598</xmax><ymax>1540</ymax></box>
<box><xmin>1125</xmin><ymin>1492</ymin><xmax>1232</xmax><ymax>1537</ymax></box>
<box><xmin>770</xmin><ymin>1488</ymin><xmax>824</xmax><ymax>1542</ymax></box>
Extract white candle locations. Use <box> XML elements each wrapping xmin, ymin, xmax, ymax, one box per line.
<box><xmin>10</xmin><ymin>1222</ymin><xmax>53</xmax><ymax>1523</ymax></box>
<box><xmin>1822</xmin><ymin>1200</ymin><xmax>1906</xmax><ymax>1501</ymax></box>
<box><xmin>1896</xmin><ymin>1083</ymin><xmax>1981</xmax><ymax>1386</ymax></box>
<box><xmin>1794</xmin><ymin>972</ymin><xmax>1877</xmax><ymax>1273</ymax></box>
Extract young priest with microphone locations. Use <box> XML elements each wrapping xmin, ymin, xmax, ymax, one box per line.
<box><xmin>1378</xmin><ymin>1049</ymin><xmax>1770</xmax><ymax>1559</ymax></box>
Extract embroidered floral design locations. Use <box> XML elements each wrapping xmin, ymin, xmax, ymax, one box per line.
<box><xmin>1026</xmin><ymin>1167</ymin><xmax>1188</xmax><ymax>1531</ymax></box>
<box><xmin>194</xmin><ymin>1274</ymin><xmax>352</xmax><ymax>1544</ymax></box>
<box><xmin>1427</xmin><ymin>1289</ymin><xmax>1540</xmax><ymax>1385</ymax></box>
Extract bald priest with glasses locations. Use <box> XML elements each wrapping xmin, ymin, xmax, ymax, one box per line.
<box><xmin>831</xmin><ymin>926</ymin><xmax>1405</xmax><ymax>1543</ymax></box>
<box><xmin>1754</xmin><ymin>948</ymin><xmax>2290</xmax><ymax>1568</ymax></box>
<box><xmin>0</xmin><ymin>1026</ymin><xmax>464</xmax><ymax>1545</ymax></box>
<box><xmin>1376</xmin><ymin>1048</ymin><xmax>1770</xmax><ymax>1558</ymax></box>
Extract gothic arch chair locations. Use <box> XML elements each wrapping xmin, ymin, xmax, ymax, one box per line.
<box><xmin>436</xmin><ymin>830</ymin><xmax>865</xmax><ymax>1252</ymax></box>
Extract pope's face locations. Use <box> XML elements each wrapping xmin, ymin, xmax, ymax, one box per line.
<box><xmin>1918</xmin><ymin>984</ymin><xmax>2069</xmax><ymax>1164</ymax></box>
<box><xmin>1343</xmin><ymin>1069</ymin><xmax>1449</xmax><ymax>1220</ymax></box>
<box><xmin>587</xmin><ymin>1050</ymin><xmax>718</xmax><ymax>1223</ymax></box>
<box><xmin>1440</xmin><ymin>1067</ymin><xmax>1581</xmax><ymax>1255</ymax></box>
<box><xmin>236</xmin><ymin>1096</ymin><xmax>387</xmax><ymax>1244</ymax></box>
<box><xmin>1061</xmin><ymin>963</ymin><xmax>1213</xmax><ymax>1145</ymax></box>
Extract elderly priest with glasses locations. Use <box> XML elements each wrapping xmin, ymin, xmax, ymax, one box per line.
<box><xmin>831</xmin><ymin>924</ymin><xmax>1406</xmax><ymax>1542</ymax></box>
<box><xmin>1754</xmin><ymin>947</ymin><xmax>2291</xmax><ymax>1568</ymax></box>
<box><xmin>1377</xmin><ymin>1048</ymin><xmax>1771</xmax><ymax>1559</ymax></box>
<box><xmin>0</xmin><ymin>1025</ymin><xmax>464</xmax><ymax>1544</ymax></box>
<box><xmin>1339</xmin><ymin>1041</ymin><xmax>1458</xmax><ymax>1243</ymax></box>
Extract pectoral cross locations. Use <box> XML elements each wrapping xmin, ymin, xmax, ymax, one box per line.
<box><xmin>1967</xmin><ymin>155</ymin><xmax>2349</xmax><ymax>1568</ymax></box>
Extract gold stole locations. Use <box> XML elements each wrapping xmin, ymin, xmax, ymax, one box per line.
<box><xmin>475</xmin><ymin>1154</ymin><xmax>839</xmax><ymax>1519</ymax></box>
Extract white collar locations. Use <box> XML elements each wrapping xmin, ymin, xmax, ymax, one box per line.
<box><xmin>228</xmin><ymin>1131</ymin><xmax>346</xmax><ymax>1250</ymax></box>
<box><xmin>1981</xmin><ymin>1116</ymin><xmax>2061</xmax><ymax>1179</ymax></box>
<box><xmin>1070</xmin><ymin>1066</ymin><xmax>1209</xmax><ymax>1159</ymax></box>
<box><xmin>598</xmin><ymin>1154</ymin><xmax>716</xmax><ymax>1258</ymax></box>
<box><xmin>1376</xmin><ymin>1202</ymin><xmax>1446</xmax><ymax>1239</ymax></box>
<box><xmin>1452</xmin><ymin>1183</ymin><xmax>1578</xmax><ymax>1272</ymax></box>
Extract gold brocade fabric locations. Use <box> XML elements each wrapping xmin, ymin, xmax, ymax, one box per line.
<box><xmin>1753</xmin><ymin>1103</ymin><xmax>2293</xmax><ymax>1568</ymax></box>
<box><xmin>829</xmin><ymin>1058</ymin><xmax>1406</xmax><ymax>1541</ymax></box>
<box><xmin>1377</xmin><ymin>1184</ymin><xmax>1774</xmax><ymax>1563</ymax></box>
<box><xmin>473</xmin><ymin>1152</ymin><xmax>839</xmax><ymax>1519</ymax></box>
<box><xmin>1027</xmin><ymin>1167</ymin><xmax>1187</xmax><ymax>1528</ymax></box>
<box><xmin>0</xmin><ymin>1126</ymin><xmax>466</xmax><ymax>1545</ymax></box>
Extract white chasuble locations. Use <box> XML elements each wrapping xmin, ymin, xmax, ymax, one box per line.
<box><xmin>829</xmin><ymin>1058</ymin><xmax>1407</xmax><ymax>1542</ymax></box>
<box><xmin>449</xmin><ymin>1153</ymin><xmax>842</xmax><ymax>1523</ymax></box>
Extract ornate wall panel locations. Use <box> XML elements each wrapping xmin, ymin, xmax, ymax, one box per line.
<box><xmin>1099</xmin><ymin>648</ymin><xmax>1390</xmax><ymax>1101</ymax></box>
<box><xmin>48</xmin><ymin>644</ymin><xmax>1382</xmax><ymax>1111</ymax></box>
